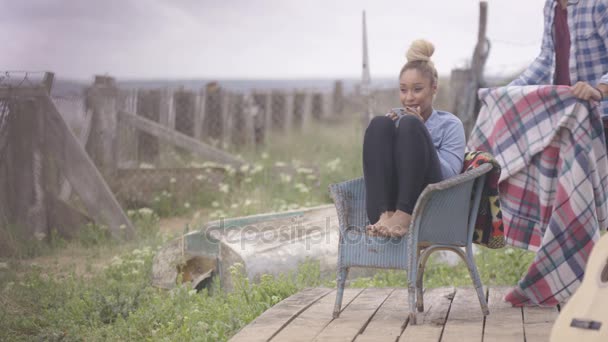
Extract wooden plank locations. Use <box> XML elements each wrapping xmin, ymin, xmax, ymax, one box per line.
<box><xmin>354</xmin><ymin>288</ymin><xmax>408</xmax><ymax>342</ymax></box>
<box><xmin>312</xmin><ymin>288</ymin><xmax>393</xmax><ymax>342</ymax></box>
<box><xmin>441</xmin><ymin>287</ymin><xmax>486</xmax><ymax>342</ymax></box>
<box><xmin>0</xmin><ymin>86</ymin><xmax>48</xmax><ymax>98</ymax></box>
<box><xmin>59</xmin><ymin>107</ymin><xmax>93</xmax><ymax>201</ymax></box>
<box><xmin>483</xmin><ymin>287</ymin><xmax>524</xmax><ymax>342</ymax></box>
<box><xmin>271</xmin><ymin>288</ymin><xmax>364</xmax><ymax>342</ymax></box>
<box><xmin>43</xmin><ymin>96</ymin><xmax>135</xmax><ymax>239</ymax></box>
<box><xmin>229</xmin><ymin>287</ymin><xmax>333</xmax><ymax>342</ymax></box>
<box><xmin>523</xmin><ymin>305</ymin><xmax>559</xmax><ymax>342</ymax></box>
<box><xmin>399</xmin><ymin>287</ymin><xmax>455</xmax><ymax>341</ymax></box>
<box><xmin>119</xmin><ymin>110</ymin><xmax>243</xmax><ymax>167</ymax></box>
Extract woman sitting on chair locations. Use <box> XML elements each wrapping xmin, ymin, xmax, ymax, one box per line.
<box><xmin>365</xmin><ymin>39</ymin><xmax>466</xmax><ymax>238</ymax></box>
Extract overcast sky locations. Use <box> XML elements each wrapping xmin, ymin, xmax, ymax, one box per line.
<box><xmin>1</xmin><ymin>0</ymin><xmax>546</xmax><ymax>80</ymax></box>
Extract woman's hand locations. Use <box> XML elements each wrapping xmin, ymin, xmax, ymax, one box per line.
<box><xmin>403</xmin><ymin>105</ymin><xmax>423</xmax><ymax>121</ymax></box>
<box><xmin>571</xmin><ymin>81</ymin><xmax>602</xmax><ymax>101</ymax></box>
<box><xmin>385</xmin><ymin>106</ymin><xmax>422</xmax><ymax>121</ymax></box>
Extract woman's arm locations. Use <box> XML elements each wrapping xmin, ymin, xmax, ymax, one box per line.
<box><xmin>437</xmin><ymin>120</ymin><xmax>466</xmax><ymax>179</ymax></box>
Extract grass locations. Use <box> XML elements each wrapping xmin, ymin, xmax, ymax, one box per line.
<box><xmin>0</xmin><ymin>118</ymin><xmax>535</xmax><ymax>341</ymax></box>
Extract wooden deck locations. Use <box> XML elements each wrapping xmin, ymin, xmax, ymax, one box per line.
<box><xmin>230</xmin><ymin>287</ymin><xmax>559</xmax><ymax>342</ymax></box>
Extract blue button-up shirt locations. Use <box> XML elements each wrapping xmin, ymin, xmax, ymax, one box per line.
<box><xmin>510</xmin><ymin>0</ymin><xmax>608</xmax><ymax>116</ymax></box>
<box><xmin>424</xmin><ymin>109</ymin><xmax>466</xmax><ymax>179</ymax></box>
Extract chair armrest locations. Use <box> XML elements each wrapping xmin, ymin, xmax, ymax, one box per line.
<box><xmin>329</xmin><ymin>177</ymin><xmax>367</xmax><ymax>234</ymax></box>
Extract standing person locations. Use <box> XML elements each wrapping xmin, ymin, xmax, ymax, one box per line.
<box><xmin>364</xmin><ymin>39</ymin><xmax>466</xmax><ymax>238</ymax></box>
<box><xmin>511</xmin><ymin>0</ymin><xmax>608</xmax><ymax>107</ymax></box>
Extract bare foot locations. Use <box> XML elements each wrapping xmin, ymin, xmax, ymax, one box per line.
<box><xmin>366</xmin><ymin>211</ymin><xmax>394</xmax><ymax>235</ymax></box>
<box><xmin>373</xmin><ymin>210</ymin><xmax>412</xmax><ymax>238</ymax></box>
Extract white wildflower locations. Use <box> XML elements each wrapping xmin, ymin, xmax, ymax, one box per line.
<box><xmin>280</xmin><ymin>173</ymin><xmax>292</xmax><ymax>183</ymax></box>
<box><xmin>325</xmin><ymin>158</ymin><xmax>342</xmax><ymax>172</ymax></box>
<box><xmin>219</xmin><ymin>183</ymin><xmax>230</xmax><ymax>193</ymax></box>
<box><xmin>240</xmin><ymin>164</ymin><xmax>250</xmax><ymax>173</ymax></box>
<box><xmin>274</xmin><ymin>161</ymin><xmax>286</xmax><ymax>167</ymax></box>
<box><xmin>244</xmin><ymin>177</ymin><xmax>252</xmax><ymax>183</ymax></box>
<box><xmin>211</xmin><ymin>201</ymin><xmax>220</xmax><ymax>208</ymax></box>
<box><xmin>184</xmin><ymin>202</ymin><xmax>191</xmax><ymax>209</ymax></box>
<box><xmin>296</xmin><ymin>167</ymin><xmax>313</xmax><ymax>174</ymax></box>
<box><xmin>139</xmin><ymin>163</ymin><xmax>155</xmax><ymax>169</ymax></box>
<box><xmin>251</xmin><ymin>163</ymin><xmax>264</xmax><ymax>174</ymax></box>
<box><xmin>244</xmin><ymin>199</ymin><xmax>252</xmax><ymax>206</ymax></box>
<box><xmin>139</xmin><ymin>208</ymin><xmax>154</xmax><ymax>216</ymax></box>
<box><xmin>196</xmin><ymin>174</ymin><xmax>205</xmax><ymax>181</ymax></box>
<box><xmin>295</xmin><ymin>183</ymin><xmax>309</xmax><ymax>193</ymax></box>
<box><xmin>170</xmin><ymin>177</ymin><xmax>176</xmax><ymax>184</ymax></box>
<box><xmin>261</xmin><ymin>152</ymin><xmax>269</xmax><ymax>159</ymax></box>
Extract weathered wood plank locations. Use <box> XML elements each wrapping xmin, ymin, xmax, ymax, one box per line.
<box><xmin>354</xmin><ymin>288</ymin><xmax>408</xmax><ymax>342</ymax></box>
<box><xmin>43</xmin><ymin>96</ymin><xmax>135</xmax><ymax>239</ymax></box>
<box><xmin>313</xmin><ymin>288</ymin><xmax>393</xmax><ymax>342</ymax></box>
<box><xmin>483</xmin><ymin>287</ymin><xmax>524</xmax><ymax>342</ymax></box>
<box><xmin>0</xmin><ymin>86</ymin><xmax>48</xmax><ymax>98</ymax></box>
<box><xmin>86</xmin><ymin>76</ymin><xmax>118</xmax><ymax>182</ymax></box>
<box><xmin>59</xmin><ymin>108</ymin><xmax>93</xmax><ymax>201</ymax></box>
<box><xmin>119</xmin><ymin>110</ymin><xmax>243</xmax><ymax>167</ymax></box>
<box><xmin>229</xmin><ymin>287</ymin><xmax>333</xmax><ymax>342</ymax></box>
<box><xmin>270</xmin><ymin>288</ymin><xmax>364</xmax><ymax>342</ymax></box>
<box><xmin>441</xmin><ymin>287</ymin><xmax>486</xmax><ymax>342</ymax></box>
<box><xmin>523</xmin><ymin>305</ymin><xmax>559</xmax><ymax>342</ymax></box>
<box><xmin>399</xmin><ymin>287</ymin><xmax>455</xmax><ymax>341</ymax></box>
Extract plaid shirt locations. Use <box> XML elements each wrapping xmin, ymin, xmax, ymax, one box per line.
<box><xmin>510</xmin><ymin>0</ymin><xmax>608</xmax><ymax>116</ymax></box>
<box><xmin>469</xmin><ymin>85</ymin><xmax>608</xmax><ymax>305</ymax></box>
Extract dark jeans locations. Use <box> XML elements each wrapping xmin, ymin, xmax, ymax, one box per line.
<box><xmin>363</xmin><ymin>115</ymin><xmax>443</xmax><ymax>224</ymax></box>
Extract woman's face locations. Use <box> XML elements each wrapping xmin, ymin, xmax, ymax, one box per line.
<box><xmin>399</xmin><ymin>68</ymin><xmax>436</xmax><ymax>118</ymax></box>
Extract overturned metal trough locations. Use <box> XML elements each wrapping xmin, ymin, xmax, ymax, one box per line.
<box><xmin>152</xmin><ymin>204</ymin><xmax>340</xmax><ymax>290</ymax></box>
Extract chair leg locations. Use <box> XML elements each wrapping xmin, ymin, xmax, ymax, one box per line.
<box><xmin>408</xmin><ymin>246</ymin><xmax>420</xmax><ymax>324</ymax></box>
<box><xmin>416</xmin><ymin>247</ymin><xmax>429</xmax><ymax>313</ymax></box>
<box><xmin>333</xmin><ymin>266</ymin><xmax>349</xmax><ymax>318</ymax></box>
<box><xmin>463</xmin><ymin>249</ymin><xmax>489</xmax><ymax>316</ymax></box>
<box><xmin>408</xmin><ymin>285</ymin><xmax>417</xmax><ymax>325</ymax></box>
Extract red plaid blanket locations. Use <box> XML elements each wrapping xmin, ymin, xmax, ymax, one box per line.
<box><xmin>468</xmin><ymin>85</ymin><xmax>608</xmax><ymax>306</ymax></box>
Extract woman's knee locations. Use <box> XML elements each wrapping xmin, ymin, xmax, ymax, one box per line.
<box><xmin>396</xmin><ymin>115</ymin><xmax>424</xmax><ymax>133</ymax></box>
<box><xmin>367</xmin><ymin>115</ymin><xmax>394</xmax><ymax>134</ymax></box>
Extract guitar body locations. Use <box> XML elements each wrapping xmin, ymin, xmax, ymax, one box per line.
<box><xmin>550</xmin><ymin>233</ymin><xmax>608</xmax><ymax>342</ymax></box>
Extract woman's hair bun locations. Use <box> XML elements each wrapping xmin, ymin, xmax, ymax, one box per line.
<box><xmin>406</xmin><ymin>39</ymin><xmax>435</xmax><ymax>63</ymax></box>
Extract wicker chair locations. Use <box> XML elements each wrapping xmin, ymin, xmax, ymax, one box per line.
<box><xmin>329</xmin><ymin>163</ymin><xmax>492</xmax><ymax>324</ymax></box>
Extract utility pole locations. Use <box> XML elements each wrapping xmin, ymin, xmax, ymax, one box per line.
<box><xmin>361</xmin><ymin>10</ymin><xmax>373</xmax><ymax>127</ymax></box>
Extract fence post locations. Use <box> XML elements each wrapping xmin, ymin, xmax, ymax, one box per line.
<box><xmin>194</xmin><ymin>90</ymin><xmax>206</xmax><ymax>141</ymax></box>
<box><xmin>332</xmin><ymin>80</ymin><xmax>344</xmax><ymax>116</ymax></box>
<box><xmin>292</xmin><ymin>91</ymin><xmax>305</xmax><ymax>131</ymax></box>
<box><xmin>86</xmin><ymin>75</ymin><xmax>119</xmax><ymax>183</ymax></box>
<box><xmin>136</xmin><ymin>89</ymin><xmax>161</xmax><ymax>164</ymax></box>
<box><xmin>116</xmin><ymin>88</ymin><xmax>139</xmax><ymax>168</ymax></box>
<box><xmin>202</xmin><ymin>82</ymin><xmax>223</xmax><ymax>145</ymax></box>
<box><xmin>285</xmin><ymin>92</ymin><xmax>294</xmax><ymax>131</ymax></box>
<box><xmin>252</xmin><ymin>92</ymin><xmax>267</xmax><ymax>146</ymax></box>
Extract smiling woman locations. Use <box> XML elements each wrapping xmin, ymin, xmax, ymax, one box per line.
<box><xmin>363</xmin><ymin>39</ymin><xmax>466</xmax><ymax>238</ymax></box>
